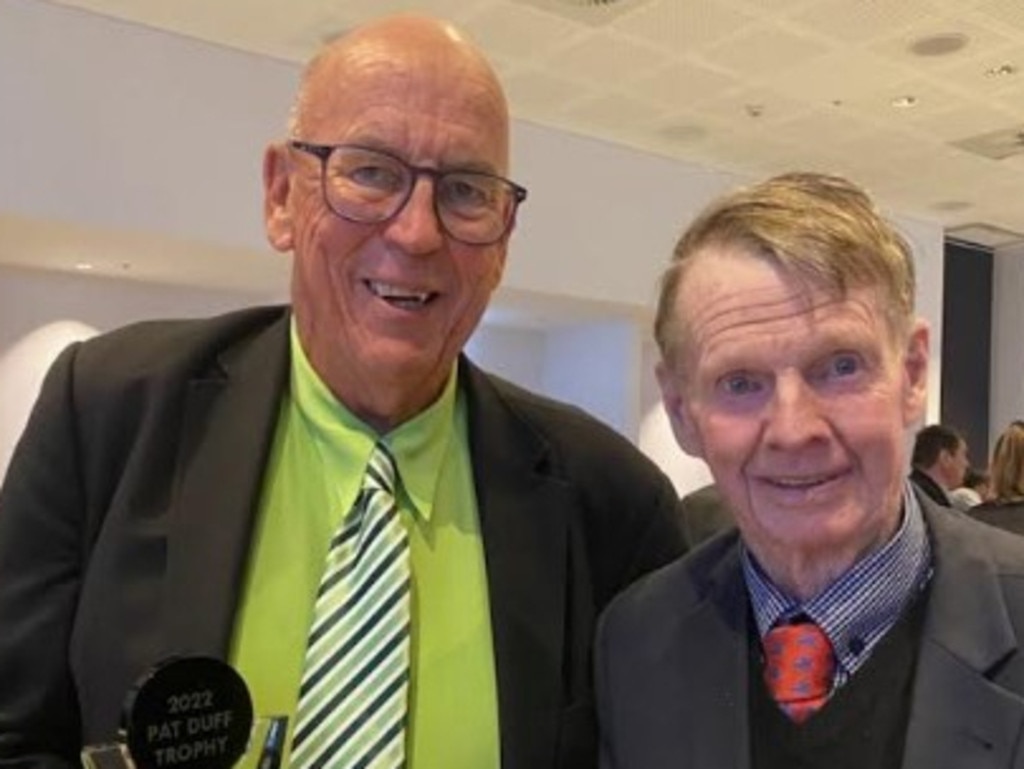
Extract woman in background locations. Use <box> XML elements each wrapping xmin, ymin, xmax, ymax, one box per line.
<box><xmin>971</xmin><ymin>421</ymin><xmax>1024</xmax><ymax>535</ymax></box>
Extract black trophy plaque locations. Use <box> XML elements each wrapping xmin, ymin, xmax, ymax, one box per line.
<box><xmin>118</xmin><ymin>656</ymin><xmax>254</xmax><ymax>769</ymax></box>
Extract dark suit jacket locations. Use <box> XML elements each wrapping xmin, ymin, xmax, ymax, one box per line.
<box><xmin>0</xmin><ymin>306</ymin><xmax>685</xmax><ymax>768</ymax></box>
<box><xmin>596</xmin><ymin>494</ymin><xmax>1024</xmax><ymax>769</ymax></box>
<box><xmin>677</xmin><ymin>484</ymin><xmax>734</xmax><ymax>550</ymax></box>
<box><xmin>910</xmin><ymin>466</ymin><xmax>952</xmax><ymax>507</ymax></box>
<box><xmin>971</xmin><ymin>500</ymin><xmax>1024</xmax><ymax>537</ymax></box>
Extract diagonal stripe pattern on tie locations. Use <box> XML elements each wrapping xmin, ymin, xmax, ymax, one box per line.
<box><xmin>291</xmin><ymin>442</ymin><xmax>411</xmax><ymax>769</ymax></box>
<box><xmin>763</xmin><ymin>620</ymin><xmax>835</xmax><ymax>724</ymax></box>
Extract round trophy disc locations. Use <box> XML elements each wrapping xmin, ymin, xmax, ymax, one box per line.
<box><xmin>121</xmin><ymin>656</ymin><xmax>254</xmax><ymax>769</ymax></box>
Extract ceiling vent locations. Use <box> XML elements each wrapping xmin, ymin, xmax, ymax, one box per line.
<box><xmin>946</xmin><ymin>223</ymin><xmax>1024</xmax><ymax>249</ymax></box>
<box><xmin>950</xmin><ymin>125</ymin><xmax>1024</xmax><ymax>160</ymax></box>
<box><xmin>512</xmin><ymin>0</ymin><xmax>653</xmax><ymax>25</ymax></box>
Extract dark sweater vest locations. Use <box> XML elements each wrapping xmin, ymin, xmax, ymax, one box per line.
<box><xmin>749</xmin><ymin>589</ymin><xmax>930</xmax><ymax>769</ymax></box>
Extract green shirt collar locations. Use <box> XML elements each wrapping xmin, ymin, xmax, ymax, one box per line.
<box><xmin>290</xmin><ymin>321</ymin><xmax>457</xmax><ymax>525</ymax></box>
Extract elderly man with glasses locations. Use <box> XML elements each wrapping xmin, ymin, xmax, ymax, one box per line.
<box><xmin>0</xmin><ymin>14</ymin><xmax>684</xmax><ymax>768</ymax></box>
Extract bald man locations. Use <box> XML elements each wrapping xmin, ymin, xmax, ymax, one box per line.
<box><xmin>0</xmin><ymin>15</ymin><xmax>684</xmax><ymax>768</ymax></box>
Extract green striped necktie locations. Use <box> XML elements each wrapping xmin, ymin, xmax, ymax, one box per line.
<box><xmin>291</xmin><ymin>442</ymin><xmax>411</xmax><ymax>768</ymax></box>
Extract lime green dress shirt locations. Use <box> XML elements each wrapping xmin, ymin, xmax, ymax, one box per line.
<box><xmin>230</xmin><ymin>326</ymin><xmax>500</xmax><ymax>767</ymax></box>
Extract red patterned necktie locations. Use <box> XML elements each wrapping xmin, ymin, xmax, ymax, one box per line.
<box><xmin>763</xmin><ymin>620</ymin><xmax>835</xmax><ymax>723</ymax></box>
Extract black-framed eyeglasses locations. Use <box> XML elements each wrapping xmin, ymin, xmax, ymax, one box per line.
<box><xmin>289</xmin><ymin>140</ymin><xmax>527</xmax><ymax>246</ymax></box>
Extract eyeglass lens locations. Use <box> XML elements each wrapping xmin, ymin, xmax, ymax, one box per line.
<box><xmin>323</xmin><ymin>146</ymin><xmax>519</xmax><ymax>244</ymax></box>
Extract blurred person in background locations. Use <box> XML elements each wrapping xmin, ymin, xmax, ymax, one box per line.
<box><xmin>909</xmin><ymin>424</ymin><xmax>970</xmax><ymax>507</ymax></box>
<box><xmin>970</xmin><ymin>422</ymin><xmax>1024</xmax><ymax>536</ymax></box>
<box><xmin>949</xmin><ymin>466</ymin><xmax>991</xmax><ymax>512</ymax></box>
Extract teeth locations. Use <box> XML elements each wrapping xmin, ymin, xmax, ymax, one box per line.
<box><xmin>772</xmin><ymin>475</ymin><xmax>832</xmax><ymax>488</ymax></box>
<box><xmin>368</xmin><ymin>281</ymin><xmax>432</xmax><ymax>305</ymax></box>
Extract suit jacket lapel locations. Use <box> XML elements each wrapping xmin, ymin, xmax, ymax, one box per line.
<box><xmin>903</xmin><ymin>502</ymin><xmax>1024</xmax><ymax>769</ymax></box>
<box><xmin>162</xmin><ymin>313</ymin><xmax>290</xmax><ymax>658</ymax></box>
<box><xmin>678</xmin><ymin>545</ymin><xmax>752</xmax><ymax>769</ymax></box>
<box><xmin>462</xmin><ymin>361</ymin><xmax>572</xmax><ymax>769</ymax></box>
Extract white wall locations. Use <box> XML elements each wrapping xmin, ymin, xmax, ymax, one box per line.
<box><xmin>465</xmin><ymin>324</ymin><xmax>546</xmax><ymax>395</ymax></box>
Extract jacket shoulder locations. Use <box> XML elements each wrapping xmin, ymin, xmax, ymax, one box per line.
<box><xmin>69</xmin><ymin>305</ymin><xmax>288</xmax><ymax>383</ymax></box>
<box><xmin>605</xmin><ymin>531</ymin><xmax>741</xmax><ymax>627</ymax></box>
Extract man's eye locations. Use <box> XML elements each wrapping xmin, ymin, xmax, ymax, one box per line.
<box><xmin>720</xmin><ymin>373</ymin><xmax>761</xmax><ymax>396</ymax></box>
<box><xmin>829</xmin><ymin>354</ymin><xmax>861</xmax><ymax>378</ymax></box>
<box><xmin>346</xmin><ymin>164</ymin><xmax>404</xmax><ymax>191</ymax></box>
<box><xmin>441</xmin><ymin>175</ymin><xmax>493</xmax><ymax>210</ymax></box>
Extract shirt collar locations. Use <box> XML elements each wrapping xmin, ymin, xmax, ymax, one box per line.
<box><xmin>742</xmin><ymin>480</ymin><xmax>933</xmax><ymax>679</ymax></box>
<box><xmin>289</xmin><ymin>320</ymin><xmax>458</xmax><ymax>526</ymax></box>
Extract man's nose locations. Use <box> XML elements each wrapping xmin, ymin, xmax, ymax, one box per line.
<box><xmin>381</xmin><ymin>176</ymin><xmax>445</xmax><ymax>254</ymax></box>
<box><xmin>763</xmin><ymin>374</ymin><xmax>828</xmax><ymax>449</ymax></box>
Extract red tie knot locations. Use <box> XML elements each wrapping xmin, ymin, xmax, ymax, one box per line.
<box><xmin>763</xmin><ymin>620</ymin><xmax>835</xmax><ymax>723</ymax></box>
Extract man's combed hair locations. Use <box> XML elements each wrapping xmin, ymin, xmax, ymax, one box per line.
<box><xmin>912</xmin><ymin>424</ymin><xmax>965</xmax><ymax>468</ymax></box>
<box><xmin>654</xmin><ymin>172</ymin><xmax>916</xmax><ymax>366</ymax></box>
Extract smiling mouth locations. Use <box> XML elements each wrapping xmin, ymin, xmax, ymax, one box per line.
<box><xmin>764</xmin><ymin>472</ymin><xmax>845</xmax><ymax>490</ymax></box>
<box><xmin>366</xmin><ymin>280</ymin><xmax>438</xmax><ymax>309</ymax></box>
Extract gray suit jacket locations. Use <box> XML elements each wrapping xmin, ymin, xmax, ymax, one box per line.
<box><xmin>596</xmin><ymin>493</ymin><xmax>1024</xmax><ymax>769</ymax></box>
<box><xmin>0</xmin><ymin>306</ymin><xmax>685</xmax><ymax>768</ymax></box>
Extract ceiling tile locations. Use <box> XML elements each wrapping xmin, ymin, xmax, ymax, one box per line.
<box><xmin>541</xmin><ymin>29</ymin><xmax>671</xmax><ymax>88</ymax></box>
<box><xmin>765</xmin><ymin>49</ymin><xmax>915</xmax><ymax>103</ymax></box>
<box><xmin>685</xmin><ymin>85</ymin><xmax>813</xmax><ymax>127</ymax></box>
<box><xmin>898</xmin><ymin>101</ymin><xmax>1021</xmax><ymax>144</ymax></box>
<box><xmin>503</xmin><ymin>68</ymin><xmax>594</xmax><ymax>114</ymax></box>
<box><xmin>463</xmin><ymin>2</ymin><xmax>584</xmax><ymax>60</ymax></box>
<box><xmin>701</xmin><ymin>21</ymin><xmax>834</xmax><ymax>78</ymax></box>
<box><xmin>767</xmin><ymin>105</ymin><xmax>882</xmax><ymax>147</ymax></box>
<box><xmin>788</xmin><ymin>0</ymin><xmax>946</xmax><ymax>46</ymax></box>
<box><xmin>841</xmin><ymin>76</ymin><xmax>970</xmax><ymax>123</ymax></box>
<box><xmin>968</xmin><ymin>0</ymin><xmax>1024</xmax><ymax>34</ymax></box>
<box><xmin>561</xmin><ymin>92</ymin><xmax>671</xmax><ymax>132</ymax></box>
<box><xmin>612</xmin><ymin>0</ymin><xmax>755</xmax><ymax>54</ymax></box>
<box><xmin>628</xmin><ymin>61</ymin><xmax>741</xmax><ymax>108</ymax></box>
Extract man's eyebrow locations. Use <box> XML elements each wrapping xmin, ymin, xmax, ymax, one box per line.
<box><xmin>334</xmin><ymin>136</ymin><xmax>500</xmax><ymax>175</ymax></box>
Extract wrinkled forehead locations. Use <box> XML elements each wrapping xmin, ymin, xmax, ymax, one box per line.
<box><xmin>296</xmin><ymin>34</ymin><xmax>510</xmax><ymax>166</ymax></box>
<box><xmin>671</xmin><ymin>246</ymin><xmax>890</xmax><ymax>364</ymax></box>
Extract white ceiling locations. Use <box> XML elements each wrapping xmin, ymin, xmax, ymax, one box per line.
<box><xmin>44</xmin><ymin>0</ymin><xmax>1024</xmax><ymax>248</ymax></box>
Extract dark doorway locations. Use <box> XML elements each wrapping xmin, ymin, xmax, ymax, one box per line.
<box><xmin>941</xmin><ymin>238</ymin><xmax>993</xmax><ymax>463</ymax></box>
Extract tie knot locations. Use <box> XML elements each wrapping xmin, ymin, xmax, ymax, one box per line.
<box><xmin>763</xmin><ymin>620</ymin><xmax>835</xmax><ymax>723</ymax></box>
<box><xmin>364</xmin><ymin>442</ymin><xmax>397</xmax><ymax>496</ymax></box>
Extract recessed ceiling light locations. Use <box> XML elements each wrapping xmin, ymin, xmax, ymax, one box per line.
<box><xmin>75</xmin><ymin>262</ymin><xmax>93</xmax><ymax>271</ymax></box>
<box><xmin>985</xmin><ymin>63</ymin><xmax>1018</xmax><ymax>78</ymax></box>
<box><xmin>909</xmin><ymin>32</ymin><xmax>969</xmax><ymax>57</ymax></box>
<box><xmin>891</xmin><ymin>95</ymin><xmax>918</xmax><ymax>109</ymax></box>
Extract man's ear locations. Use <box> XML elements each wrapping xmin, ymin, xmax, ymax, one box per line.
<box><xmin>901</xmin><ymin>319</ymin><xmax>930</xmax><ymax>427</ymax></box>
<box><xmin>656</xmin><ymin>360</ymin><xmax>703</xmax><ymax>458</ymax></box>
<box><xmin>263</xmin><ymin>143</ymin><xmax>294</xmax><ymax>253</ymax></box>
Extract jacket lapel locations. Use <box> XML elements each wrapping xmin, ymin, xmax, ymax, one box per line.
<box><xmin>903</xmin><ymin>502</ymin><xmax>1024</xmax><ymax>769</ymax></box>
<box><xmin>162</xmin><ymin>313</ymin><xmax>290</xmax><ymax>658</ymax></box>
<box><xmin>677</xmin><ymin>546</ymin><xmax>752</xmax><ymax>769</ymax></box>
<box><xmin>462</xmin><ymin>361</ymin><xmax>572</xmax><ymax>769</ymax></box>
